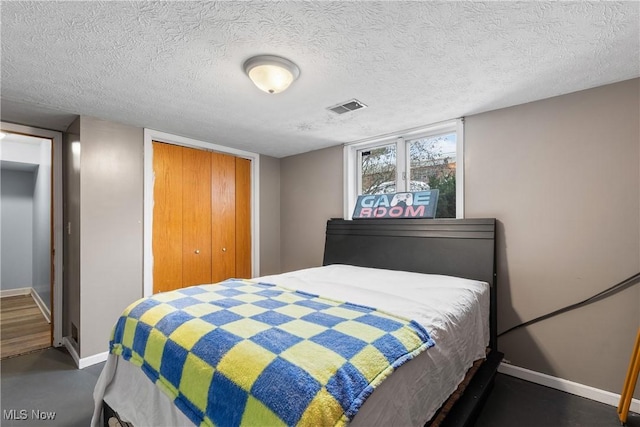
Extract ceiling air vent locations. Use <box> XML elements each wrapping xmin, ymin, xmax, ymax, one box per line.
<box><xmin>327</xmin><ymin>99</ymin><xmax>367</xmax><ymax>115</ymax></box>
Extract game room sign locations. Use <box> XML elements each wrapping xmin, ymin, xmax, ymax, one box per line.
<box><xmin>353</xmin><ymin>190</ymin><xmax>439</xmax><ymax>219</ymax></box>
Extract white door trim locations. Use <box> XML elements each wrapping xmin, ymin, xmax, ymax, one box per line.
<box><xmin>1</xmin><ymin>122</ymin><xmax>63</xmax><ymax>347</ymax></box>
<box><xmin>142</xmin><ymin>129</ymin><xmax>260</xmax><ymax>297</ymax></box>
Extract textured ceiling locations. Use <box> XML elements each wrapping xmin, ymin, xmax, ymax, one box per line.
<box><xmin>1</xmin><ymin>1</ymin><xmax>638</xmax><ymax>158</ymax></box>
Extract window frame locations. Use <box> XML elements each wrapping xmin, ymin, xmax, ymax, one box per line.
<box><xmin>343</xmin><ymin>118</ymin><xmax>464</xmax><ymax>219</ymax></box>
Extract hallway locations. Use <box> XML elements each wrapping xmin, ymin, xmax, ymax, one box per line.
<box><xmin>1</xmin><ymin>294</ymin><xmax>50</xmax><ymax>359</ymax></box>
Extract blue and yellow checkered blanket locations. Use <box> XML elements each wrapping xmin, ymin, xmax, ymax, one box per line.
<box><xmin>110</xmin><ymin>279</ymin><xmax>435</xmax><ymax>426</ymax></box>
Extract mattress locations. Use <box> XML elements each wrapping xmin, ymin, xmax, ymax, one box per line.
<box><xmin>92</xmin><ymin>264</ymin><xmax>489</xmax><ymax>427</ymax></box>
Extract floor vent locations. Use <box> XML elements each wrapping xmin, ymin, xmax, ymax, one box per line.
<box><xmin>327</xmin><ymin>99</ymin><xmax>367</xmax><ymax>115</ymax></box>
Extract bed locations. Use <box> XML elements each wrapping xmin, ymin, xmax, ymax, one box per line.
<box><xmin>92</xmin><ymin>218</ymin><xmax>502</xmax><ymax>427</ymax></box>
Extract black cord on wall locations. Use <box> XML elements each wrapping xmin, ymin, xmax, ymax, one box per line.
<box><xmin>497</xmin><ymin>272</ymin><xmax>640</xmax><ymax>338</ymax></box>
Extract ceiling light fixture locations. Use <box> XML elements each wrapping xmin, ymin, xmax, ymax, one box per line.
<box><xmin>243</xmin><ymin>55</ymin><xmax>300</xmax><ymax>94</ymax></box>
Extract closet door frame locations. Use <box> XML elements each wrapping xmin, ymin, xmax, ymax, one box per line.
<box><xmin>143</xmin><ymin>128</ymin><xmax>260</xmax><ymax>297</ymax></box>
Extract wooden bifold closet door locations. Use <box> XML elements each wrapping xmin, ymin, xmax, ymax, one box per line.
<box><xmin>152</xmin><ymin>141</ymin><xmax>251</xmax><ymax>294</ymax></box>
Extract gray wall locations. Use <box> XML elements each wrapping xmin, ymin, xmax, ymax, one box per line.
<box><xmin>63</xmin><ymin>117</ymin><xmax>81</xmax><ymax>345</ymax></box>
<box><xmin>1</xmin><ymin>138</ymin><xmax>52</xmax><ymax>306</ymax></box>
<box><xmin>279</xmin><ymin>78</ymin><xmax>640</xmax><ymax>397</ymax></box>
<box><xmin>32</xmin><ymin>141</ymin><xmax>51</xmax><ymax>308</ymax></box>
<box><xmin>280</xmin><ymin>145</ymin><xmax>343</xmax><ymax>272</ymax></box>
<box><xmin>464</xmin><ymin>78</ymin><xmax>639</xmax><ymax>397</ymax></box>
<box><xmin>1</xmin><ymin>169</ymin><xmax>34</xmax><ymax>290</ymax></box>
<box><xmin>259</xmin><ymin>154</ymin><xmax>281</xmax><ymax>276</ymax></box>
<box><xmin>79</xmin><ymin>117</ymin><xmax>144</xmax><ymax>358</ymax></box>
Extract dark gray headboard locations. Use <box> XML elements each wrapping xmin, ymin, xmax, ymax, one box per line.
<box><xmin>323</xmin><ymin>218</ymin><xmax>498</xmax><ymax>351</ymax></box>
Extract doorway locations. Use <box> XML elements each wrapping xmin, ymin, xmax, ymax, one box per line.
<box><xmin>0</xmin><ymin>123</ymin><xmax>63</xmax><ymax>356</ymax></box>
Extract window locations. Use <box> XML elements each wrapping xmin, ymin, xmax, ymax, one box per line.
<box><xmin>344</xmin><ymin>119</ymin><xmax>463</xmax><ymax>219</ymax></box>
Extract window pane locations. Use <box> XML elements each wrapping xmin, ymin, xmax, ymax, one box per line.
<box><xmin>360</xmin><ymin>144</ymin><xmax>396</xmax><ymax>195</ymax></box>
<box><xmin>408</xmin><ymin>133</ymin><xmax>456</xmax><ymax>218</ymax></box>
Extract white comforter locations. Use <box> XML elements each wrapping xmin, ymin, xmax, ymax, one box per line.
<box><xmin>92</xmin><ymin>264</ymin><xmax>489</xmax><ymax>427</ymax></box>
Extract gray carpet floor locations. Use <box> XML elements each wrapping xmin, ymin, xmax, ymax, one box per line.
<box><xmin>476</xmin><ymin>371</ymin><xmax>640</xmax><ymax>427</ymax></box>
<box><xmin>1</xmin><ymin>347</ymin><xmax>103</xmax><ymax>427</ymax></box>
<box><xmin>0</xmin><ymin>346</ymin><xmax>638</xmax><ymax>427</ymax></box>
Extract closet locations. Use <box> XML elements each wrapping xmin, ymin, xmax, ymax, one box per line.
<box><xmin>152</xmin><ymin>141</ymin><xmax>251</xmax><ymax>294</ymax></box>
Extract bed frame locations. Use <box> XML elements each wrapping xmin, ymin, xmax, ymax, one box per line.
<box><xmin>104</xmin><ymin>217</ymin><xmax>502</xmax><ymax>427</ymax></box>
<box><xmin>323</xmin><ymin>218</ymin><xmax>503</xmax><ymax>427</ymax></box>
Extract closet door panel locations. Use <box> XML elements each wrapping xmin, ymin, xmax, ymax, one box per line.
<box><xmin>211</xmin><ymin>152</ymin><xmax>236</xmax><ymax>282</ymax></box>
<box><xmin>152</xmin><ymin>142</ymin><xmax>183</xmax><ymax>293</ymax></box>
<box><xmin>235</xmin><ymin>157</ymin><xmax>252</xmax><ymax>278</ymax></box>
<box><xmin>182</xmin><ymin>147</ymin><xmax>212</xmax><ymax>287</ymax></box>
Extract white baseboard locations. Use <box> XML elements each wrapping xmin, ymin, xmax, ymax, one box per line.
<box><xmin>0</xmin><ymin>287</ymin><xmax>31</xmax><ymax>298</ymax></box>
<box><xmin>63</xmin><ymin>336</ymin><xmax>109</xmax><ymax>369</ymax></box>
<box><xmin>79</xmin><ymin>351</ymin><xmax>109</xmax><ymax>369</ymax></box>
<box><xmin>499</xmin><ymin>362</ymin><xmax>640</xmax><ymax>414</ymax></box>
<box><xmin>30</xmin><ymin>289</ymin><xmax>51</xmax><ymax>323</ymax></box>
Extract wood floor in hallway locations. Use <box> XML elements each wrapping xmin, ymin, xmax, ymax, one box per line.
<box><xmin>0</xmin><ymin>294</ymin><xmax>50</xmax><ymax>359</ymax></box>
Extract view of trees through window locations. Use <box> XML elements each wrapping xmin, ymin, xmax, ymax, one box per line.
<box><xmin>360</xmin><ymin>143</ymin><xmax>397</xmax><ymax>195</ymax></box>
<box><xmin>360</xmin><ymin>133</ymin><xmax>456</xmax><ymax>218</ymax></box>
